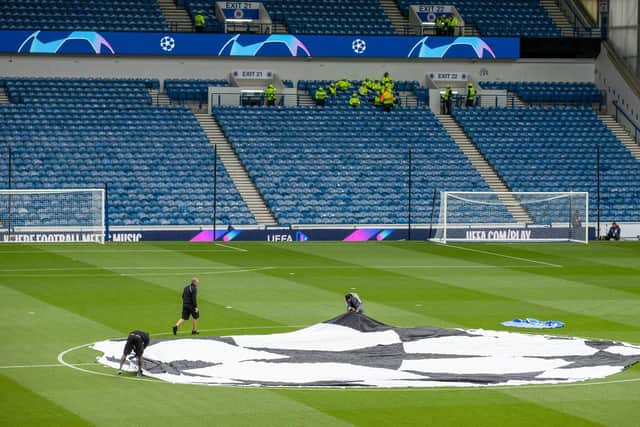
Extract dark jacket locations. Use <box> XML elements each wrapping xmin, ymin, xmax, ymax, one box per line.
<box><xmin>182</xmin><ymin>284</ymin><xmax>198</xmax><ymax>308</ymax></box>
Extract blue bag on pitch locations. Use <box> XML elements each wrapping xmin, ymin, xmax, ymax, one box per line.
<box><xmin>501</xmin><ymin>318</ymin><xmax>564</xmax><ymax>329</ymax></box>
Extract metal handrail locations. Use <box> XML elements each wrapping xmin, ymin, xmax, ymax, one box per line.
<box><xmin>612</xmin><ymin>100</ymin><xmax>640</xmax><ymax>144</ymax></box>
<box><xmin>162</xmin><ymin>19</ymin><xmax>601</xmax><ymax>38</ymax></box>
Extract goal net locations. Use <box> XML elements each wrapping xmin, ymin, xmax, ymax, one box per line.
<box><xmin>0</xmin><ymin>189</ymin><xmax>105</xmax><ymax>243</ymax></box>
<box><xmin>434</xmin><ymin>191</ymin><xmax>589</xmax><ymax>243</ymax></box>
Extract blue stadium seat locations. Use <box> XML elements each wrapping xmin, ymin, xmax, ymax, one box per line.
<box><xmin>0</xmin><ymin>78</ymin><xmax>255</xmax><ymax>226</ymax></box>
<box><xmin>213</xmin><ymin>104</ymin><xmax>511</xmax><ymax>225</ymax></box>
<box><xmin>452</xmin><ymin>106</ymin><xmax>640</xmax><ymax>222</ymax></box>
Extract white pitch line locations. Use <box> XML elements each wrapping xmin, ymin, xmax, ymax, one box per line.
<box><xmin>444</xmin><ymin>244</ymin><xmax>563</xmax><ymax>268</ymax></box>
<box><xmin>0</xmin><ymin>265</ymin><xmax>553</xmax><ymax>274</ymax></box>
<box><xmin>56</xmin><ymin>341</ymin><xmax>640</xmax><ymax>390</ymax></box>
<box><xmin>0</xmin><ymin>248</ymin><xmax>244</xmax><ymax>255</ymax></box>
<box><xmin>0</xmin><ymin>266</ymin><xmax>253</xmax><ymax>272</ymax></box>
<box><xmin>0</xmin><ymin>362</ymin><xmax>97</xmax><ymax>369</ymax></box>
<box><xmin>0</xmin><ymin>267</ymin><xmax>276</xmax><ymax>278</ymax></box>
<box><xmin>118</xmin><ymin>267</ymin><xmax>274</xmax><ymax>277</ymax></box>
<box><xmin>215</xmin><ymin>243</ymin><xmax>248</xmax><ymax>252</ymax></box>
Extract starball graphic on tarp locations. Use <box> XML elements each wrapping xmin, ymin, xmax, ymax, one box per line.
<box><xmin>94</xmin><ymin>313</ymin><xmax>640</xmax><ymax>387</ymax></box>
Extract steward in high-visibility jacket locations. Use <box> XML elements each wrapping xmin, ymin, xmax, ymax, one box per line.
<box><xmin>194</xmin><ymin>11</ymin><xmax>205</xmax><ymax>32</ymax></box>
<box><xmin>265</xmin><ymin>84</ymin><xmax>276</xmax><ymax>106</ymax></box>
<box><xmin>337</xmin><ymin>77</ymin><xmax>351</xmax><ymax>91</ymax></box>
<box><xmin>328</xmin><ymin>83</ymin><xmax>337</xmax><ymax>96</ymax></box>
<box><xmin>466</xmin><ymin>83</ymin><xmax>476</xmax><ymax>107</ymax></box>
<box><xmin>314</xmin><ymin>86</ymin><xmax>327</xmax><ymax>106</ymax></box>
<box><xmin>436</xmin><ymin>15</ymin><xmax>446</xmax><ymax>35</ymax></box>
<box><xmin>358</xmin><ymin>83</ymin><xmax>369</xmax><ymax>97</ymax></box>
<box><xmin>442</xmin><ymin>84</ymin><xmax>452</xmax><ymax>114</ymax></box>
<box><xmin>373</xmin><ymin>90</ymin><xmax>382</xmax><ymax>107</ymax></box>
<box><xmin>381</xmin><ymin>72</ymin><xmax>394</xmax><ymax>90</ymax></box>
<box><xmin>349</xmin><ymin>93</ymin><xmax>361</xmax><ymax>108</ymax></box>
<box><xmin>450</xmin><ymin>15</ymin><xmax>458</xmax><ymax>36</ymax></box>
<box><xmin>380</xmin><ymin>88</ymin><xmax>395</xmax><ymax>111</ymax></box>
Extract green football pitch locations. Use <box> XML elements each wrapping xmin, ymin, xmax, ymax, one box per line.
<box><xmin>1</xmin><ymin>241</ymin><xmax>639</xmax><ymax>426</ymax></box>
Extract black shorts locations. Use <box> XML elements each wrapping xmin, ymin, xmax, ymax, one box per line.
<box><xmin>124</xmin><ymin>333</ymin><xmax>144</xmax><ymax>356</ymax></box>
<box><xmin>181</xmin><ymin>305</ymin><xmax>200</xmax><ymax>320</ymax></box>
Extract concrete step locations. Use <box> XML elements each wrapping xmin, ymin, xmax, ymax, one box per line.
<box><xmin>0</xmin><ymin>87</ymin><xmax>9</xmax><ymax>104</ymax></box>
<box><xmin>598</xmin><ymin>113</ymin><xmax>640</xmax><ymax>161</ymax></box>
<box><xmin>157</xmin><ymin>0</ymin><xmax>194</xmax><ymax>32</ymax></box>
<box><xmin>194</xmin><ymin>113</ymin><xmax>277</xmax><ymax>225</ymax></box>
<box><xmin>379</xmin><ymin>0</ymin><xmax>408</xmax><ymax>34</ymax></box>
<box><xmin>540</xmin><ymin>0</ymin><xmax>573</xmax><ymax>36</ymax></box>
<box><xmin>149</xmin><ymin>89</ymin><xmax>171</xmax><ymax>106</ymax></box>
<box><xmin>435</xmin><ymin>114</ymin><xmax>534</xmax><ymax>224</ymax></box>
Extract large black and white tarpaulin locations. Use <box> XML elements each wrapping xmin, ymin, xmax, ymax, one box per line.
<box><xmin>93</xmin><ymin>313</ymin><xmax>640</xmax><ymax>388</ymax></box>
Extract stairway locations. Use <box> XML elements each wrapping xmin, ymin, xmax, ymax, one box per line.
<box><xmin>379</xmin><ymin>0</ymin><xmax>411</xmax><ymax>35</ymax></box>
<box><xmin>149</xmin><ymin>88</ymin><xmax>171</xmax><ymax>106</ymax></box>
<box><xmin>297</xmin><ymin>90</ymin><xmax>316</xmax><ymax>107</ymax></box>
<box><xmin>399</xmin><ymin>91</ymin><xmax>418</xmax><ymax>107</ymax></box>
<box><xmin>157</xmin><ymin>0</ymin><xmax>194</xmax><ymax>32</ymax></box>
<box><xmin>598</xmin><ymin>113</ymin><xmax>640</xmax><ymax>161</ymax></box>
<box><xmin>194</xmin><ymin>113</ymin><xmax>277</xmax><ymax>225</ymax></box>
<box><xmin>436</xmin><ymin>114</ymin><xmax>533</xmax><ymax>224</ymax></box>
<box><xmin>271</xmin><ymin>19</ymin><xmax>289</xmax><ymax>34</ymax></box>
<box><xmin>539</xmin><ymin>0</ymin><xmax>573</xmax><ymax>37</ymax></box>
<box><xmin>507</xmin><ymin>91</ymin><xmax>527</xmax><ymax>108</ymax></box>
<box><xmin>0</xmin><ymin>87</ymin><xmax>9</xmax><ymax>104</ymax></box>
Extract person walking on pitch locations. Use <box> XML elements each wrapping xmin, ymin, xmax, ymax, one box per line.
<box><xmin>173</xmin><ymin>278</ymin><xmax>200</xmax><ymax>335</ymax></box>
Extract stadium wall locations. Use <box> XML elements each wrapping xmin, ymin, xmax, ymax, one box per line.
<box><xmin>1</xmin><ymin>55</ymin><xmax>596</xmax><ymax>87</ymax></box>
<box><xmin>596</xmin><ymin>45</ymin><xmax>640</xmax><ymax>124</ymax></box>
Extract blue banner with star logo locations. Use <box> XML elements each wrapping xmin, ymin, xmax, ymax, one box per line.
<box><xmin>0</xmin><ymin>30</ymin><xmax>520</xmax><ymax>59</ymax></box>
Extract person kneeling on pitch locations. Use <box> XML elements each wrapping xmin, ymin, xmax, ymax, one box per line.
<box><xmin>118</xmin><ymin>330</ymin><xmax>150</xmax><ymax>377</ymax></box>
<box><xmin>345</xmin><ymin>292</ymin><xmax>363</xmax><ymax>313</ymax></box>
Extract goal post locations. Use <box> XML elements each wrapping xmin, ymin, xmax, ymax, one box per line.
<box><xmin>435</xmin><ymin>191</ymin><xmax>589</xmax><ymax>243</ymax></box>
<box><xmin>0</xmin><ymin>188</ymin><xmax>106</xmax><ymax>243</ymax></box>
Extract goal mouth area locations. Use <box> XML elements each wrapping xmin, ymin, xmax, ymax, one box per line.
<box><xmin>436</xmin><ymin>191</ymin><xmax>589</xmax><ymax>244</ymax></box>
<box><xmin>0</xmin><ymin>188</ymin><xmax>105</xmax><ymax>244</ymax></box>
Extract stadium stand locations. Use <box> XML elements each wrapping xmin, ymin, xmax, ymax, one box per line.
<box><xmin>184</xmin><ymin>0</ymin><xmax>396</xmax><ymax>35</ymax></box>
<box><xmin>394</xmin><ymin>0</ymin><xmax>561</xmax><ymax>37</ymax></box>
<box><xmin>183</xmin><ymin>1</ymin><xmax>224</xmax><ymax>33</ymax></box>
<box><xmin>164</xmin><ymin>79</ymin><xmax>229</xmax><ymax>104</ymax></box>
<box><xmin>0</xmin><ymin>0</ymin><xmax>167</xmax><ymax>32</ymax></box>
<box><xmin>213</xmin><ymin>104</ymin><xmax>512</xmax><ymax>225</ymax></box>
<box><xmin>0</xmin><ymin>78</ymin><xmax>255</xmax><ymax>226</ymax></box>
<box><xmin>298</xmin><ymin>79</ymin><xmax>422</xmax><ymax>107</ymax></box>
<box><xmin>479</xmin><ymin>81</ymin><xmax>604</xmax><ymax>106</ymax></box>
<box><xmin>452</xmin><ymin>106</ymin><xmax>640</xmax><ymax>222</ymax></box>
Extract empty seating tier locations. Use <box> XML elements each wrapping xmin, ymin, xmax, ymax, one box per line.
<box><xmin>452</xmin><ymin>106</ymin><xmax>640</xmax><ymax>222</ymax></box>
<box><xmin>480</xmin><ymin>81</ymin><xmax>604</xmax><ymax>105</ymax></box>
<box><xmin>186</xmin><ymin>0</ymin><xmax>396</xmax><ymax>35</ymax></box>
<box><xmin>395</xmin><ymin>0</ymin><xmax>561</xmax><ymax>37</ymax></box>
<box><xmin>214</xmin><ymin>105</ymin><xmax>512</xmax><ymax>225</ymax></box>
<box><xmin>0</xmin><ymin>0</ymin><xmax>167</xmax><ymax>32</ymax></box>
<box><xmin>0</xmin><ymin>78</ymin><xmax>254</xmax><ymax>226</ymax></box>
<box><xmin>164</xmin><ymin>79</ymin><xmax>229</xmax><ymax>103</ymax></box>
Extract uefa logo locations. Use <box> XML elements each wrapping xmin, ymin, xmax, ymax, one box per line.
<box><xmin>352</xmin><ymin>39</ymin><xmax>366</xmax><ymax>55</ymax></box>
<box><xmin>160</xmin><ymin>36</ymin><xmax>175</xmax><ymax>52</ymax></box>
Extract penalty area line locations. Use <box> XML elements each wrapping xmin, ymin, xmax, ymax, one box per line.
<box><xmin>443</xmin><ymin>243</ymin><xmax>563</xmax><ymax>268</ymax></box>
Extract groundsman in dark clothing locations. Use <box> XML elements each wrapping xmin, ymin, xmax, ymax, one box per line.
<box><xmin>118</xmin><ymin>330</ymin><xmax>150</xmax><ymax>377</ymax></box>
<box><xmin>173</xmin><ymin>277</ymin><xmax>200</xmax><ymax>335</ymax></box>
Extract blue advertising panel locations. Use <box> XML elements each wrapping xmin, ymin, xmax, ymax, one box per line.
<box><xmin>221</xmin><ymin>8</ymin><xmax>260</xmax><ymax>19</ymax></box>
<box><xmin>0</xmin><ymin>30</ymin><xmax>520</xmax><ymax>59</ymax></box>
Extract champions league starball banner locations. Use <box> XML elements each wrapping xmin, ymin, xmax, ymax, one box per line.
<box><xmin>0</xmin><ymin>30</ymin><xmax>520</xmax><ymax>59</ymax></box>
